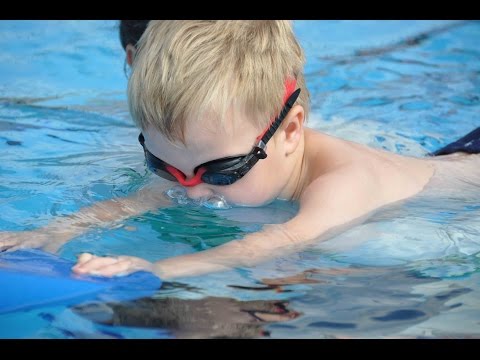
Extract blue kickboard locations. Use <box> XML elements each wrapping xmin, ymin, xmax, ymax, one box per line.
<box><xmin>0</xmin><ymin>249</ymin><xmax>162</xmax><ymax>314</ymax></box>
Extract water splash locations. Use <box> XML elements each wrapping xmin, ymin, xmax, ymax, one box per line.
<box><xmin>164</xmin><ymin>185</ymin><xmax>232</xmax><ymax>210</ymax></box>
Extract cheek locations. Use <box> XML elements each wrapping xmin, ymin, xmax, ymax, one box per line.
<box><xmin>218</xmin><ymin>163</ymin><xmax>279</xmax><ymax>206</ymax></box>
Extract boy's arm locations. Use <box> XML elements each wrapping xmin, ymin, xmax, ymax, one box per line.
<box><xmin>73</xmin><ymin>166</ymin><xmax>384</xmax><ymax>279</ymax></box>
<box><xmin>0</xmin><ymin>180</ymin><xmax>172</xmax><ymax>253</ymax></box>
<box><xmin>154</xmin><ymin>165</ymin><xmax>383</xmax><ymax>278</ymax></box>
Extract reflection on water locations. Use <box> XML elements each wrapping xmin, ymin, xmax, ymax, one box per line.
<box><xmin>73</xmin><ymin>293</ymin><xmax>300</xmax><ymax>339</ymax></box>
<box><xmin>165</xmin><ymin>185</ymin><xmax>232</xmax><ymax>210</ymax></box>
<box><xmin>67</xmin><ymin>266</ymin><xmax>479</xmax><ymax>339</ymax></box>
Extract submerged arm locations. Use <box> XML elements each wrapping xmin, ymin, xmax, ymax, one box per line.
<box><xmin>0</xmin><ymin>180</ymin><xmax>172</xmax><ymax>253</ymax></box>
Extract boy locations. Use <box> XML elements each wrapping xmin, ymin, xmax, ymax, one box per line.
<box><xmin>1</xmin><ymin>21</ymin><xmax>479</xmax><ymax>280</ymax></box>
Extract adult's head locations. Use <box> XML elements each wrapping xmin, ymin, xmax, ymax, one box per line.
<box><xmin>119</xmin><ymin>20</ymin><xmax>150</xmax><ymax>66</ymax></box>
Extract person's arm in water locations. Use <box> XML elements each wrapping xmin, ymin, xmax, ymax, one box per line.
<box><xmin>0</xmin><ymin>180</ymin><xmax>172</xmax><ymax>253</ymax></box>
<box><xmin>71</xmin><ymin>163</ymin><xmax>401</xmax><ymax>279</ymax></box>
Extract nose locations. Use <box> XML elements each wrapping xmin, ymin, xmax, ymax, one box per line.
<box><xmin>185</xmin><ymin>183</ymin><xmax>215</xmax><ymax>200</ymax></box>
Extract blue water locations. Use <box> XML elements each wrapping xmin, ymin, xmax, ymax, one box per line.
<box><xmin>1</xmin><ymin>20</ymin><xmax>479</xmax><ymax>338</ymax></box>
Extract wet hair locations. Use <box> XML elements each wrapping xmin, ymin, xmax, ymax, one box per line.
<box><xmin>129</xmin><ymin>20</ymin><xmax>310</xmax><ymax>144</ymax></box>
<box><xmin>119</xmin><ymin>20</ymin><xmax>151</xmax><ymax>49</ymax></box>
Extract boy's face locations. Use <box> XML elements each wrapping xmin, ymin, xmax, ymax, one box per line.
<box><xmin>142</xmin><ymin>112</ymin><xmax>289</xmax><ymax>207</ymax></box>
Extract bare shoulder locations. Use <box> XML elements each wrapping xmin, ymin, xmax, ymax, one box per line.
<box><xmin>285</xmin><ymin>163</ymin><xmax>385</xmax><ymax>241</ymax></box>
<box><xmin>288</xmin><ymin>132</ymin><xmax>435</xmax><ymax>240</ymax></box>
<box><xmin>299</xmin><ymin>160</ymin><xmax>383</xmax><ymax>211</ymax></box>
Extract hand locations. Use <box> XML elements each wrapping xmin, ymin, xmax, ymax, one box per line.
<box><xmin>72</xmin><ymin>253</ymin><xmax>154</xmax><ymax>277</ymax></box>
<box><xmin>0</xmin><ymin>230</ymin><xmax>55</xmax><ymax>253</ymax></box>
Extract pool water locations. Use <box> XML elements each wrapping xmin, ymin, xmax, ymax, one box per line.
<box><xmin>0</xmin><ymin>20</ymin><xmax>479</xmax><ymax>338</ymax></box>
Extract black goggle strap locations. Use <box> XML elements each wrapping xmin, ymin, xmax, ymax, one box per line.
<box><xmin>258</xmin><ymin>88</ymin><xmax>301</xmax><ymax>147</ymax></box>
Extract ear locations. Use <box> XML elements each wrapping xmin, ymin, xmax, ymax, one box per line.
<box><xmin>126</xmin><ymin>44</ymin><xmax>136</xmax><ymax>67</ymax></box>
<box><xmin>280</xmin><ymin>105</ymin><xmax>304</xmax><ymax>156</ymax></box>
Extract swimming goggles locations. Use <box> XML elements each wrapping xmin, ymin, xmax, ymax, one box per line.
<box><xmin>139</xmin><ymin>84</ymin><xmax>301</xmax><ymax>186</ymax></box>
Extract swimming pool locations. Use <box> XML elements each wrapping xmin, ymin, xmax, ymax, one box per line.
<box><xmin>1</xmin><ymin>20</ymin><xmax>479</xmax><ymax>338</ymax></box>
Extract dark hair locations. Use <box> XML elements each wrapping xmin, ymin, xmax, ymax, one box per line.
<box><xmin>119</xmin><ymin>20</ymin><xmax>151</xmax><ymax>50</ymax></box>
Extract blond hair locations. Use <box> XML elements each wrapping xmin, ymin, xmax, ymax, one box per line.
<box><xmin>128</xmin><ymin>20</ymin><xmax>310</xmax><ymax>144</ymax></box>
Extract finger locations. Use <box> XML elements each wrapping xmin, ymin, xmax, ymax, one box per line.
<box><xmin>76</xmin><ymin>252</ymin><xmax>95</xmax><ymax>264</ymax></box>
<box><xmin>72</xmin><ymin>255</ymin><xmax>119</xmax><ymax>274</ymax></box>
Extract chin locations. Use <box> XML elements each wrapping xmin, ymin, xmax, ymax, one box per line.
<box><xmin>231</xmin><ymin>195</ymin><xmax>275</xmax><ymax>207</ymax></box>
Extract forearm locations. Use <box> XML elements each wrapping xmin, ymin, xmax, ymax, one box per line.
<box><xmin>152</xmin><ymin>224</ymin><xmax>301</xmax><ymax>279</ymax></box>
<box><xmin>151</xmin><ymin>210</ymin><xmax>355</xmax><ymax>280</ymax></box>
<box><xmin>42</xmin><ymin>181</ymin><xmax>172</xmax><ymax>249</ymax></box>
